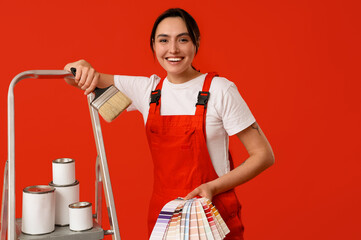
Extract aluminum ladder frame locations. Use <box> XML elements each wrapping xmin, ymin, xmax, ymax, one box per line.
<box><xmin>1</xmin><ymin>70</ymin><xmax>120</xmax><ymax>240</ymax></box>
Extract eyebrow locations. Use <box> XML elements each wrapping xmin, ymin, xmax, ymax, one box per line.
<box><xmin>156</xmin><ymin>32</ymin><xmax>190</xmax><ymax>38</ymax></box>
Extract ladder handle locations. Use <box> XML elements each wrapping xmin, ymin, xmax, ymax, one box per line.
<box><xmin>7</xmin><ymin>70</ymin><xmax>73</xmax><ymax>240</ymax></box>
<box><xmin>9</xmin><ymin>70</ymin><xmax>73</xmax><ymax>89</ymax></box>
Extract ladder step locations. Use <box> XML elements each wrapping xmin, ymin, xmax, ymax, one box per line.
<box><xmin>16</xmin><ymin>219</ymin><xmax>104</xmax><ymax>240</ymax></box>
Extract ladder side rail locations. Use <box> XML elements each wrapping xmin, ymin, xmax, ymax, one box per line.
<box><xmin>95</xmin><ymin>155</ymin><xmax>103</xmax><ymax>224</ymax></box>
<box><xmin>1</xmin><ymin>161</ymin><xmax>9</xmax><ymax>240</ymax></box>
<box><xmin>7</xmin><ymin>70</ymin><xmax>73</xmax><ymax>240</ymax></box>
<box><xmin>87</xmin><ymin>94</ymin><xmax>120</xmax><ymax>240</ymax></box>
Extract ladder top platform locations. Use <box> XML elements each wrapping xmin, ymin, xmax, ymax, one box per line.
<box><xmin>16</xmin><ymin>219</ymin><xmax>104</xmax><ymax>240</ymax></box>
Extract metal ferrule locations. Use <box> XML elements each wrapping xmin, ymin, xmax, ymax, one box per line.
<box><xmin>91</xmin><ymin>86</ymin><xmax>119</xmax><ymax>110</ymax></box>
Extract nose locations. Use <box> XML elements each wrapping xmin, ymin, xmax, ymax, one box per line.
<box><xmin>169</xmin><ymin>41</ymin><xmax>179</xmax><ymax>54</ymax></box>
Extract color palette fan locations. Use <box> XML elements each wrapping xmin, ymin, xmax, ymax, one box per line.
<box><xmin>150</xmin><ymin>198</ymin><xmax>230</xmax><ymax>240</ymax></box>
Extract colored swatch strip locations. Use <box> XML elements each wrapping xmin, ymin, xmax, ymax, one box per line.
<box><xmin>150</xmin><ymin>198</ymin><xmax>229</xmax><ymax>240</ymax></box>
<box><xmin>150</xmin><ymin>199</ymin><xmax>185</xmax><ymax>240</ymax></box>
<box><xmin>199</xmin><ymin>198</ymin><xmax>221</xmax><ymax>240</ymax></box>
<box><xmin>184</xmin><ymin>199</ymin><xmax>194</xmax><ymax>240</ymax></box>
<box><xmin>194</xmin><ymin>200</ymin><xmax>207</xmax><ymax>240</ymax></box>
<box><xmin>197</xmin><ymin>200</ymin><xmax>214</xmax><ymax>240</ymax></box>
<box><xmin>203</xmin><ymin>198</ymin><xmax>230</xmax><ymax>236</ymax></box>
<box><xmin>189</xmin><ymin>201</ymin><xmax>199</xmax><ymax>240</ymax></box>
<box><xmin>180</xmin><ymin>200</ymin><xmax>190</xmax><ymax>239</ymax></box>
<box><xmin>164</xmin><ymin>201</ymin><xmax>185</xmax><ymax>239</ymax></box>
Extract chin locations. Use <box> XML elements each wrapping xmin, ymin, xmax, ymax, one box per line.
<box><xmin>166</xmin><ymin>65</ymin><xmax>192</xmax><ymax>75</ymax></box>
<box><xmin>168</xmin><ymin>69</ymin><xmax>188</xmax><ymax>76</ymax></box>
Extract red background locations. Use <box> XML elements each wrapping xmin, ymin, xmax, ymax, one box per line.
<box><xmin>0</xmin><ymin>0</ymin><xmax>360</xmax><ymax>239</ymax></box>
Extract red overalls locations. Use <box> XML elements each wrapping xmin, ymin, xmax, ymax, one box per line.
<box><xmin>146</xmin><ymin>73</ymin><xmax>244</xmax><ymax>239</ymax></box>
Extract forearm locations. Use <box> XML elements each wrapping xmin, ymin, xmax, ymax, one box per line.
<box><xmin>209</xmin><ymin>123</ymin><xmax>274</xmax><ymax>196</ymax></box>
<box><xmin>185</xmin><ymin>122</ymin><xmax>274</xmax><ymax>201</ymax></box>
<box><xmin>210</xmin><ymin>150</ymin><xmax>274</xmax><ymax>196</ymax></box>
<box><xmin>97</xmin><ymin>73</ymin><xmax>114</xmax><ymax>88</ymax></box>
<box><xmin>64</xmin><ymin>73</ymin><xmax>113</xmax><ymax>88</ymax></box>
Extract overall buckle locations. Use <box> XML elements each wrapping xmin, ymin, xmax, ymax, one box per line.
<box><xmin>196</xmin><ymin>91</ymin><xmax>210</xmax><ymax>108</ymax></box>
<box><xmin>150</xmin><ymin>89</ymin><xmax>161</xmax><ymax>105</ymax></box>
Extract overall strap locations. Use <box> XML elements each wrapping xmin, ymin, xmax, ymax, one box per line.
<box><xmin>149</xmin><ymin>73</ymin><xmax>218</xmax><ymax>119</ymax></box>
<box><xmin>195</xmin><ymin>72</ymin><xmax>219</xmax><ymax>137</ymax></box>
<box><xmin>149</xmin><ymin>78</ymin><xmax>165</xmax><ymax>115</ymax></box>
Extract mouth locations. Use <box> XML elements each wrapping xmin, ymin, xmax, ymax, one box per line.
<box><xmin>166</xmin><ymin>57</ymin><xmax>184</xmax><ymax>63</ymax></box>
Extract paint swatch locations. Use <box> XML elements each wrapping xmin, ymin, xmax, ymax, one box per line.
<box><xmin>149</xmin><ymin>198</ymin><xmax>229</xmax><ymax>240</ymax></box>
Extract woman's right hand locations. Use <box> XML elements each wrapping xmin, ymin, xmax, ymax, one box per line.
<box><xmin>64</xmin><ymin>59</ymin><xmax>100</xmax><ymax>95</ymax></box>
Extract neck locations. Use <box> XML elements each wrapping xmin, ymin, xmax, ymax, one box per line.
<box><xmin>167</xmin><ymin>67</ymin><xmax>203</xmax><ymax>84</ymax></box>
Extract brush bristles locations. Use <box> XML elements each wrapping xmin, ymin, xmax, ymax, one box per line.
<box><xmin>98</xmin><ymin>91</ymin><xmax>132</xmax><ymax>122</ymax></box>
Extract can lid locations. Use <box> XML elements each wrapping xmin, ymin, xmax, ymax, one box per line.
<box><xmin>49</xmin><ymin>180</ymin><xmax>79</xmax><ymax>188</ymax></box>
<box><xmin>69</xmin><ymin>202</ymin><xmax>92</xmax><ymax>209</ymax></box>
<box><xmin>23</xmin><ymin>185</ymin><xmax>55</xmax><ymax>194</ymax></box>
<box><xmin>52</xmin><ymin>158</ymin><xmax>75</xmax><ymax>164</ymax></box>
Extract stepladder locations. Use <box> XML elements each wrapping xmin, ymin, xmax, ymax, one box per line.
<box><xmin>1</xmin><ymin>70</ymin><xmax>121</xmax><ymax>240</ymax></box>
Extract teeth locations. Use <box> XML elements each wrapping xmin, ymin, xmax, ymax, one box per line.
<box><xmin>167</xmin><ymin>58</ymin><xmax>182</xmax><ymax>62</ymax></box>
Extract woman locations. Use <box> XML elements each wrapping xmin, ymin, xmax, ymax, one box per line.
<box><xmin>64</xmin><ymin>8</ymin><xmax>274</xmax><ymax>239</ymax></box>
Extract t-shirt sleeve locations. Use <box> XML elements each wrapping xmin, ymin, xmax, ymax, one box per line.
<box><xmin>113</xmin><ymin>74</ymin><xmax>160</xmax><ymax>114</ymax></box>
<box><xmin>221</xmin><ymin>83</ymin><xmax>256</xmax><ymax>136</ymax></box>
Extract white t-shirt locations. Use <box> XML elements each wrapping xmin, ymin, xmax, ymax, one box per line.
<box><xmin>114</xmin><ymin>73</ymin><xmax>255</xmax><ymax>177</ymax></box>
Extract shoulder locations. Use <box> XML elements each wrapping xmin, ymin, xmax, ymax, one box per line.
<box><xmin>149</xmin><ymin>74</ymin><xmax>161</xmax><ymax>84</ymax></box>
<box><xmin>114</xmin><ymin>74</ymin><xmax>161</xmax><ymax>83</ymax></box>
<box><xmin>113</xmin><ymin>74</ymin><xmax>162</xmax><ymax>114</ymax></box>
<box><xmin>209</xmin><ymin>75</ymin><xmax>236</xmax><ymax>94</ymax></box>
<box><xmin>114</xmin><ymin>74</ymin><xmax>161</xmax><ymax>90</ymax></box>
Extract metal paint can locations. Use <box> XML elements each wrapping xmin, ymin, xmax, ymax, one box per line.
<box><xmin>49</xmin><ymin>180</ymin><xmax>79</xmax><ymax>226</ymax></box>
<box><xmin>52</xmin><ymin>158</ymin><xmax>75</xmax><ymax>185</ymax></box>
<box><xmin>69</xmin><ymin>202</ymin><xmax>93</xmax><ymax>231</ymax></box>
<box><xmin>22</xmin><ymin>185</ymin><xmax>55</xmax><ymax>235</ymax></box>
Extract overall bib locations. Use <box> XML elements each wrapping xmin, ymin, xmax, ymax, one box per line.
<box><xmin>146</xmin><ymin>73</ymin><xmax>244</xmax><ymax>239</ymax></box>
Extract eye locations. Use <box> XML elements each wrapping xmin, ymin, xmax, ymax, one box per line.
<box><xmin>179</xmin><ymin>38</ymin><xmax>189</xmax><ymax>43</ymax></box>
<box><xmin>159</xmin><ymin>39</ymin><xmax>168</xmax><ymax>43</ymax></box>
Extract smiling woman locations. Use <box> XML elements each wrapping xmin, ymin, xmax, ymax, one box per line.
<box><xmin>150</xmin><ymin>8</ymin><xmax>202</xmax><ymax>84</ymax></box>
<box><xmin>152</xmin><ymin>17</ymin><xmax>201</xmax><ymax>83</ymax></box>
<box><xmin>63</xmin><ymin>8</ymin><xmax>274</xmax><ymax>240</ymax></box>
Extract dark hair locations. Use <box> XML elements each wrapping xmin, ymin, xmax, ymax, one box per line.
<box><xmin>150</xmin><ymin>8</ymin><xmax>200</xmax><ymax>54</ymax></box>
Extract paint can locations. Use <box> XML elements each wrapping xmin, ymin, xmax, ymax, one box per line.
<box><xmin>52</xmin><ymin>158</ymin><xmax>75</xmax><ymax>185</ymax></box>
<box><xmin>22</xmin><ymin>185</ymin><xmax>55</xmax><ymax>235</ymax></box>
<box><xmin>49</xmin><ymin>180</ymin><xmax>79</xmax><ymax>226</ymax></box>
<box><xmin>69</xmin><ymin>202</ymin><xmax>93</xmax><ymax>231</ymax></box>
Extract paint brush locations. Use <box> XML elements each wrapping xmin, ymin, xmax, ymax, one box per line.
<box><xmin>71</xmin><ymin>67</ymin><xmax>132</xmax><ymax>122</ymax></box>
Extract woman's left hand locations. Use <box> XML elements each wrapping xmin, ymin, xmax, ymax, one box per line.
<box><xmin>184</xmin><ymin>182</ymin><xmax>216</xmax><ymax>201</ymax></box>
